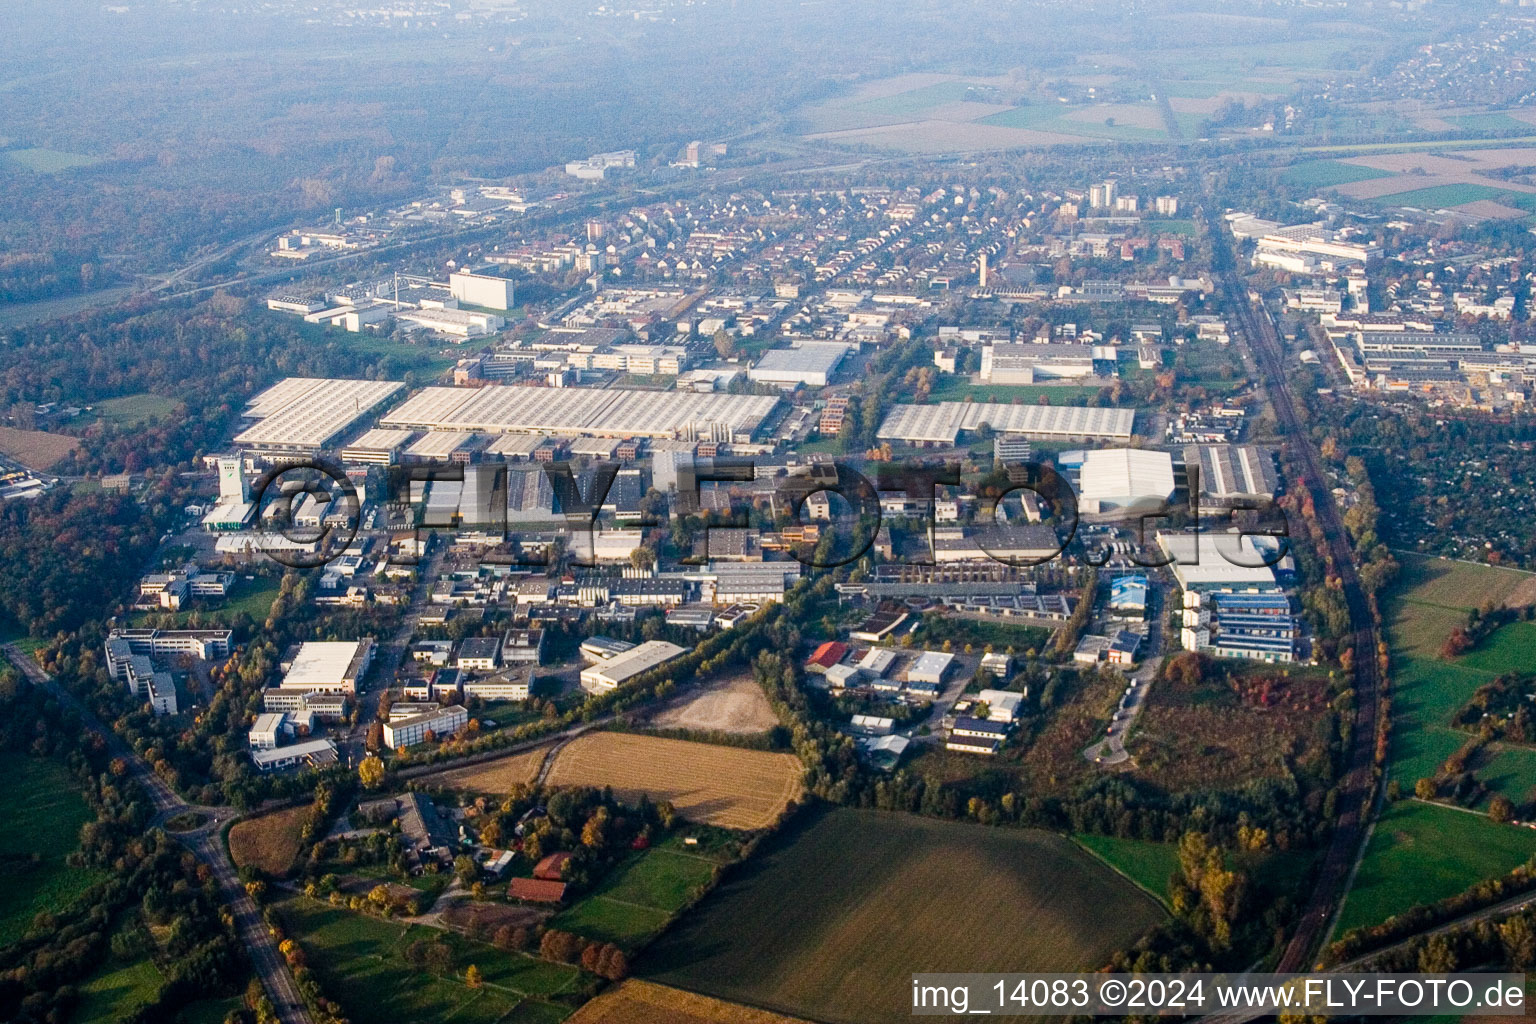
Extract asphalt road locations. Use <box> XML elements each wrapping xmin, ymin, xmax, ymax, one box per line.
<box><xmin>1</xmin><ymin>642</ymin><xmax>315</xmax><ymax>1024</ymax></box>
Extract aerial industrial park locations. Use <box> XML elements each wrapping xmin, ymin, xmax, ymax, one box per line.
<box><xmin>6</xmin><ymin>2</ymin><xmax>1536</xmax><ymax>1023</ymax></box>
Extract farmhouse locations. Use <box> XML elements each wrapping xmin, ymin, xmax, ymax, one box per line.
<box><xmin>805</xmin><ymin>641</ymin><xmax>848</xmax><ymax>673</ymax></box>
<box><xmin>508</xmin><ymin>878</ymin><xmax>567</xmax><ymax>903</ymax></box>
<box><xmin>533</xmin><ymin>851</ymin><xmax>573</xmax><ymax>880</ymax></box>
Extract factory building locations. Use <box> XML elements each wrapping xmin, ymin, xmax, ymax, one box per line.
<box><xmin>233</xmin><ymin>378</ymin><xmax>405</xmax><ymax>456</ymax></box>
<box><xmin>1077</xmin><ymin>448</ymin><xmax>1176</xmax><ymax>514</ymax></box>
<box><xmin>747</xmin><ymin>342</ymin><xmax>850</xmax><ymax>388</ymax></box>
<box><xmin>979</xmin><ymin>343</ymin><xmax>1104</xmax><ymax>384</ymax></box>
<box><xmin>449</xmin><ymin>271</ymin><xmax>515</xmax><ymax>311</ymax></box>
<box><xmin>878</xmin><ymin>402</ymin><xmax>1134</xmax><ymax>447</ymax></box>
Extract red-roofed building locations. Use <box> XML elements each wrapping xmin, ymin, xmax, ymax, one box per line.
<box><xmin>533</xmin><ymin>851</ymin><xmax>573</xmax><ymax>881</ymax></box>
<box><xmin>805</xmin><ymin>641</ymin><xmax>848</xmax><ymax>674</ymax></box>
<box><xmin>508</xmin><ymin>878</ymin><xmax>567</xmax><ymax>903</ymax></box>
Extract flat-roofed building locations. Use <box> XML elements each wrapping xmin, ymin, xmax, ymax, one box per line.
<box><xmin>384</xmin><ymin>705</ymin><xmax>470</xmax><ymax>749</ymax></box>
<box><xmin>106</xmin><ymin>628</ymin><xmax>232</xmax><ymax>665</ymax></box>
<box><xmin>980</xmin><ymin>343</ymin><xmax>1100</xmax><ymax>384</ymax></box>
<box><xmin>1079</xmin><ymin>448</ymin><xmax>1176</xmax><ymax>514</ymax></box>
<box><xmin>261</xmin><ymin>688</ymin><xmax>349</xmax><ymax>720</ymax></box>
<box><xmin>379</xmin><ymin>384</ymin><xmax>779</xmax><ymax>444</ymax></box>
<box><xmin>455</xmin><ymin>636</ymin><xmax>503</xmax><ymax>671</ymax></box>
<box><xmin>280</xmin><ymin>639</ymin><xmax>375</xmax><ymax>694</ymax></box>
<box><xmin>248</xmin><ymin>712</ymin><xmax>289</xmax><ymax>750</ymax></box>
<box><xmin>251</xmin><ymin>738</ymin><xmax>339</xmax><ymax>772</ymax></box>
<box><xmin>907</xmin><ymin>651</ymin><xmax>954</xmax><ymax>685</ymax></box>
<box><xmin>747</xmin><ymin>342</ymin><xmax>849</xmax><ymax>388</ymax></box>
<box><xmin>1158</xmin><ymin>530</ymin><xmax>1280</xmax><ymax>593</ymax></box>
<box><xmin>396</xmin><ymin>306</ymin><xmax>505</xmax><ymax>338</ymax></box>
<box><xmin>975</xmin><ymin>689</ymin><xmax>1023</xmax><ymax>723</ymax></box>
<box><xmin>449</xmin><ymin>271</ymin><xmax>514</xmax><ymax>310</ymax></box>
<box><xmin>234</xmin><ymin>378</ymin><xmax>404</xmax><ymax>454</ymax></box>
<box><xmin>878</xmin><ymin>402</ymin><xmax>1134</xmax><ymax>446</ymax></box>
<box><xmin>579</xmin><ymin>640</ymin><xmax>689</xmax><ymax>692</ymax></box>
<box><xmin>1185</xmin><ymin>444</ymin><xmax>1278</xmax><ymax>507</ymax></box>
<box><xmin>501</xmin><ymin>628</ymin><xmax>545</xmax><ymax>665</ymax></box>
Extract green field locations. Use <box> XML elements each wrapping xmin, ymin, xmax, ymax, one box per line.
<box><xmin>1338</xmin><ymin>555</ymin><xmax>1536</xmax><ymax>935</ymax></box>
<box><xmin>1382</xmin><ymin>554</ymin><xmax>1536</xmax><ymax>795</ymax></box>
<box><xmin>176</xmin><ymin>996</ymin><xmax>248</xmax><ymax>1024</ymax></box>
<box><xmin>0</xmin><ymin>619</ymin><xmax>42</xmax><ymax>657</ymax></box>
<box><xmin>133</xmin><ymin>575</ymin><xmax>281</xmax><ymax>628</ymax></box>
<box><xmin>1372</xmin><ymin>183</ymin><xmax>1513</xmax><ymax>210</ymax></box>
<box><xmin>642</xmin><ymin>808</ymin><xmax>1164</xmax><ymax>1024</ymax></box>
<box><xmin>0</xmin><ymin>752</ymin><xmax>101</xmax><ymax>947</ymax></box>
<box><xmin>72</xmin><ymin>953</ymin><xmax>163</xmax><ymax>1022</ymax></box>
<box><xmin>1447</xmin><ymin>112</ymin><xmax>1534</xmax><ymax>135</ymax></box>
<box><xmin>1074</xmin><ymin>834</ymin><xmax>1180</xmax><ymax>903</ymax></box>
<box><xmin>1280</xmin><ymin>159</ymin><xmax>1395</xmax><ymax>188</ymax></box>
<box><xmin>1335</xmin><ymin>800</ymin><xmax>1536</xmax><ymax>936</ymax></box>
<box><xmin>554</xmin><ymin>845</ymin><xmax>720</xmax><ymax>949</ymax></box>
<box><xmin>924</xmin><ymin>376</ymin><xmax>1107</xmax><ymax>405</ymax></box>
<box><xmin>93</xmin><ymin>393</ymin><xmax>184</xmax><ymax>427</ymax></box>
<box><xmin>1151</xmin><ymin>218</ymin><xmax>1198</xmax><ymax>236</ymax></box>
<box><xmin>1</xmin><ymin>147</ymin><xmax>101</xmax><ymax>172</ymax></box>
<box><xmin>276</xmin><ymin>897</ymin><xmax>580</xmax><ymax>1024</ymax></box>
<box><xmin>856</xmin><ymin>81</ymin><xmax>984</xmax><ymax>117</ymax></box>
<box><xmin>978</xmin><ymin>104</ymin><xmax>1170</xmax><ymax>142</ymax></box>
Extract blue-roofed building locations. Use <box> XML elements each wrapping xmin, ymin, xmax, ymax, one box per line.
<box><xmin>1109</xmin><ymin>574</ymin><xmax>1149</xmax><ymax>617</ymax></box>
<box><xmin>1183</xmin><ymin>591</ymin><xmax>1299</xmax><ymax>663</ymax></box>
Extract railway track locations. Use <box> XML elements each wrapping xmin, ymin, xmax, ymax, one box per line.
<box><xmin>1206</xmin><ymin>208</ymin><xmax>1384</xmax><ymax>976</ymax></box>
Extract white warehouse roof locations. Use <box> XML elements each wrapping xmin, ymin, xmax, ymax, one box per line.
<box><xmin>380</xmin><ymin>384</ymin><xmax>779</xmax><ymax>441</ymax></box>
<box><xmin>1157</xmin><ymin>530</ymin><xmax>1279</xmax><ymax>591</ymax></box>
<box><xmin>877</xmin><ymin>402</ymin><xmax>1134</xmax><ymax>445</ymax></box>
<box><xmin>747</xmin><ymin>342</ymin><xmax>849</xmax><ymax>386</ymax></box>
<box><xmin>283</xmin><ymin>640</ymin><xmax>372</xmax><ymax>689</ymax></box>
<box><xmin>234</xmin><ymin>378</ymin><xmax>405</xmax><ymax>450</ymax></box>
<box><xmin>1078</xmin><ymin>448</ymin><xmax>1176</xmax><ymax>514</ymax></box>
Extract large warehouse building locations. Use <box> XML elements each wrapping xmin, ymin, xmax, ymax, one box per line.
<box><xmin>877</xmin><ymin>402</ymin><xmax>1134</xmax><ymax>446</ymax></box>
<box><xmin>278</xmin><ymin>639</ymin><xmax>376</xmax><ymax>694</ymax></box>
<box><xmin>234</xmin><ymin>378</ymin><xmax>405</xmax><ymax>455</ymax></box>
<box><xmin>379</xmin><ymin>384</ymin><xmax>780</xmax><ymax>443</ymax></box>
<box><xmin>747</xmin><ymin>342</ymin><xmax>849</xmax><ymax>388</ymax></box>
<box><xmin>1184</xmin><ymin>444</ymin><xmax>1278</xmax><ymax>507</ymax></box>
<box><xmin>1157</xmin><ymin>530</ymin><xmax>1281</xmax><ymax>594</ymax></box>
<box><xmin>579</xmin><ymin>640</ymin><xmax>689</xmax><ymax>692</ymax></box>
<box><xmin>979</xmin><ymin>343</ymin><xmax>1102</xmax><ymax>384</ymax></box>
<box><xmin>1078</xmin><ymin>448</ymin><xmax>1176</xmax><ymax>514</ymax></box>
<box><xmin>449</xmin><ymin>271</ymin><xmax>515</xmax><ymax>310</ymax></box>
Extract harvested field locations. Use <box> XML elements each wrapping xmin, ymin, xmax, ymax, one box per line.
<box><xmin>228</xmin><ymin>803</ymin><xmax>311</xmax><ymax>876</ymax></box>
<box><xmin>0</xmin><ymin>426</ymin><xmax>77</xmax><ymax>471</ymax></box>
<box><xmin>804</xmin><ymin>119</ymin><xmax>1089</xmax><ymax>152</ymax></box>
<box><xmin>543</xmin><ymin>733</ymin><xmax>803</xmax><ymax>830</ymax></box>
<box><xmin>1062</xmin><ymin>103</ymin><xmax>1165</xmax><ymax>130</ymax></box>
<box><xmin>417</xmin><ymin>747</ymin><xmax>550</xmax><ymax>795</ymax></box>
<box><xmin>567</xmin><ymin>980</ymin><xmax>814</xmax><ymax>1024</ymax></box>
<box><xmin>644</xmin><ymin>807</ymin><xmax>1164</xmax><ymax>1024</ymax></box>
<box><xmin>1449</xmin><ymin>200</ymin><xmax>1534</xmax><ymax>222</ymax></box>
<box><xmin>650</xmin><ymin>674</ymin><xmax>778</xmax><ymax>735</ymax></box>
